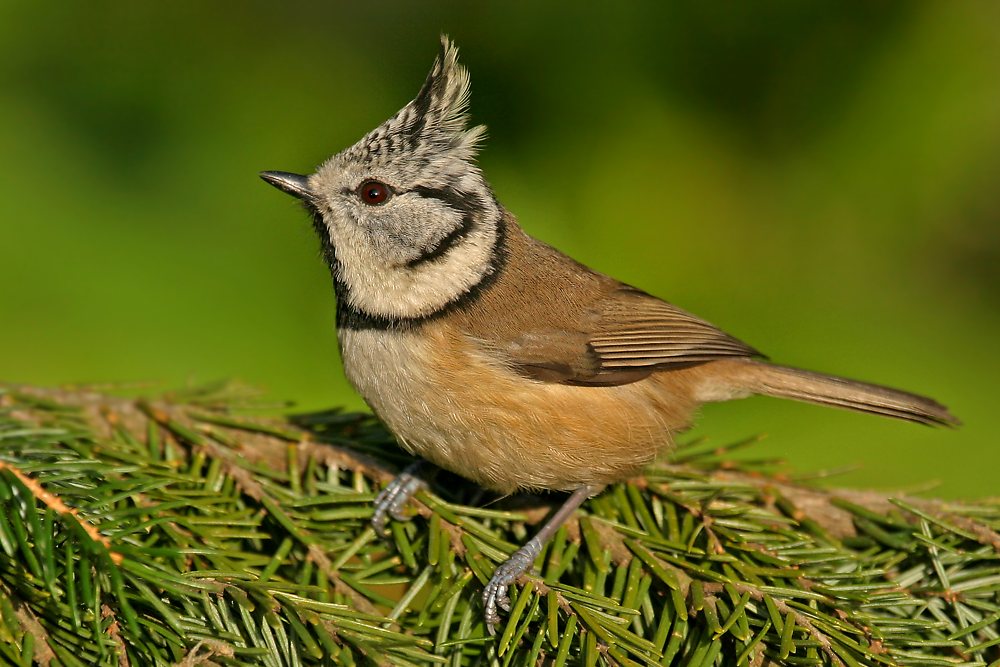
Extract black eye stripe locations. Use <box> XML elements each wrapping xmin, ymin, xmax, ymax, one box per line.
<box><xmin>410</xmin><ymin>185</ymin><xmax>481</xmax><ymax>214</ymax></box>
<box><xmin>341</xmin><ymin>182</ymin><xmax>479</xmax><ymax>214</ymax></box>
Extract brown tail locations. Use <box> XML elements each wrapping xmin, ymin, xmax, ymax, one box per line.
<box><xmin>729</xmin><ymin>361</ymin><xmax>959</xmax><ymax>427</ymax></box>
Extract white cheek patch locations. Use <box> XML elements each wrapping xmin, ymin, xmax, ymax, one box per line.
<box><xmin>327</xmin><ymin>212</ymin><xmax>498</xmax><ymax>319</ymax></box>
<box><xmin>369</xmin><ymin>194</ymin><xmax>465</xmax><ymax>263</ymax></box>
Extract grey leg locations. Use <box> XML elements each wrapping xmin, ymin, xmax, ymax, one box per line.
<box><xmin>483</xmin><ymin>485</ymin><xmax>600</xmax><ymax>632</ymax></box>
<box><xmin>372</xmin><ymin>461</ymin><xmax>435</xmax><ymax>535</ymax></box>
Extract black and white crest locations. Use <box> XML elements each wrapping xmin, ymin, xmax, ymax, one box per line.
<box><xmin>342</xmin><ymin>36</ymin><xmax>486</xmax><ymax>181</ymax></box>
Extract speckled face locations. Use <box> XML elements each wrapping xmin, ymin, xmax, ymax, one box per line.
<box><xmin>303</xmin><ymin>38</ymin><xmax>503</xmax><ymax>323</ymax></box>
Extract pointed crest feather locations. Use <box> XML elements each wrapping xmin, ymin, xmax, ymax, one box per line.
<box><xmin>346</xmin><ymin>36</ymin><xmax>486</xmax><ymax>169</ymax></box>
<box><xmin>406</xmin><ymin>35</ymin><xmax>484</xmax><ymax>156</ymax></box>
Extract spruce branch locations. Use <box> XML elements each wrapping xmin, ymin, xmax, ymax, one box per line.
<box><xmin>0</xmin><ymin>383</ymin><xmax>996</xmax><ymax>666</ymax></box>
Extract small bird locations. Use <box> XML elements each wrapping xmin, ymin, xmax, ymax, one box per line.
<box><xmin>261</xmin><ymin>37</ymin><xmax>957</xmax><ymax>631</ymax></box>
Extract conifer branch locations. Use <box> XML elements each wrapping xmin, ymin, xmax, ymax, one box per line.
<box><xmin>0</xmin><ymin>383</ymin><xmax>996</xmax><ymax>666</ymax></box>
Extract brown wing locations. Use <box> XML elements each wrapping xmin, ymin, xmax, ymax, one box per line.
<box><xmin>453</xmin><ymin>216</ymin><xmax>761</xmax><ymax>387</ymax></box>
<box><xmin>590</xmin><ymin>286</ymin><xmax>761</xmax><ymax>370</ymax></box>
<box><xmin>504</xmin><ymin>286</ymin><xmax>761</xmax><ymax>386</ymax></box>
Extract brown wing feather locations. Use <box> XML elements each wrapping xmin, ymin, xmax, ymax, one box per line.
<box><xmin>501</xmin><ymin>286</ymin><xmax>761</xmax><ymax>386</ymax></box>
<box><xmin>588</xmin><ymin>287</ymin><xmax>761</xmax><ymax>373</ymax></box>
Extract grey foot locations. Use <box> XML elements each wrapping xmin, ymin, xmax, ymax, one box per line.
<box><xmin>483</xmin><ymin>538</ymin><xmax>542</xmax><ymax>633</ymax></box>
<box><xmin>372</xmin><ymin>463</ymin><xmax>428</xmax><ymax>535</ymax></box>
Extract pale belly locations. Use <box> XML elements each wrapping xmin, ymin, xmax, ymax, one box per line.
<box><xmin>338</xmin><ymin>325</ymin><xmax>698</xmax><ymax>493</ymax></box>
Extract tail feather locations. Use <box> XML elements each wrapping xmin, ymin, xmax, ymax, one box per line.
<box><xmin>736</xmin><ymin>362</ymin><xmax>959</xmax><ymax>427</ymax></box>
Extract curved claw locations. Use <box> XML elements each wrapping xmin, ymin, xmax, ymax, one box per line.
<box><xmin>482</xmin><ymin>538</ymin><xmax>542</xmax><ymax>633</ymax></box>
<box><xmin>481</xmin><ymin>486</ymin><xmax>599</xmax><ymax>633</ymax></box>
<box><xmin>371</xmin><ymin>465</ymin><xmax>428</xmax><ymax>535</ymax></box>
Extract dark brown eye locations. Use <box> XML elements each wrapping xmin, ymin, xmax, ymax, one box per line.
<box><xmin>358</xmin><ymin>180</ymin><xmax>391</xmax><ymax>206</ymax></box>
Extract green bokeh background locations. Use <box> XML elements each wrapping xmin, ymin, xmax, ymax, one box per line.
<box><xmin>1</xmin><ymin>2</ymin><xmax>997</xmax><ymax>497</ymax></box>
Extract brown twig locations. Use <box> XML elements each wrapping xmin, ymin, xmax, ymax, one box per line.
<box><xmin>0</xmin><ymin>460</ymin><xmax>123</xmax><ymax>565</ymax></box>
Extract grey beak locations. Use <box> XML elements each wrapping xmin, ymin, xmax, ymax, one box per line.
<box><xmin>260</xmin><ymin>171</ymin><xmax>312</xmax><ymax>200</ymax></box>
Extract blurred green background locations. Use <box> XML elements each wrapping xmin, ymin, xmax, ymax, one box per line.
<box><xmin>1</xmin><ymin>2</ymin><xmax>997</xmax><ymax>497</ymax></box>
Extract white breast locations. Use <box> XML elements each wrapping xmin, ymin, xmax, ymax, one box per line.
<box><xmin>338</xmin><ymin>327</ymin><xmax>455</xmax><ymax>458</ymax></box>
